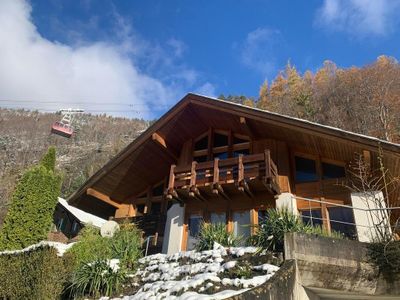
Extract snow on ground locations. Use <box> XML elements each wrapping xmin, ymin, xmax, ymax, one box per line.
<box><xmin>103</xmin><ymin>243</ymin><xmax>280</xmax><ymax>300</ymax></box>
<box><xmin>0</xmin><ymin>240</ymin><xmax>75</xmax><ymax>257</ymax></box>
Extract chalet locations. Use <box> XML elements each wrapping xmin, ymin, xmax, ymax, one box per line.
<box><xmin>68</xmin><ymin>93</ymin><xmax>400</xmax><ymax>253</ymax></box>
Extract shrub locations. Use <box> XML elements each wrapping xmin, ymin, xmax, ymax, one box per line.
<box><xmin>69</xmin><ymin>260</ymin><xmax>126</xmax><ymax>298</ymax></box>
<box><xmin>249</xmin><ymin>208</ymin><xmax>343</xmax><ymax>251</ymax></box>
<box><xmin>0</xmin><ymin>246</ymin><xmax>71</xmax><ymax>299</ymax></box>
<box><xmin>0</xmin><ymin>147</ymin><xmax>62</xmax><ymax>250</ymax></box>
<box><xmin>67</xmin><ymin>223</ymin><xmax>143</xmax><ymax>298</ymax></box>
<box><xmin>368</xmin><ymin>241</ymin><xmax>400</xmax><ymax>281</ymax></box>
<box><xmin>111</xmin><ymin>223</ymin><xmax>142</xmax><ymax>269</ymax></box>
<box><xmin>196</xmin><ymin>222</ymin><xmax>240</xmax><ymax>251</ymax></box>
<box><xmin>66</xmin><ymin>225</ymin><xmax>112</xmax><ymax>268</ymax></box>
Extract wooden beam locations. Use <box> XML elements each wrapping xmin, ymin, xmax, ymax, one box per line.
<box><xmin>87</xmin><ymin>188</ymin><xmax>121</xmax><ymax>208</ymax></box>
<box><xmin>152</xmin><ymin>132</ymin><xmax>178</xmax><ymax>161</ymax></box>
<box><xmin>321</xmin><ymin>199</ymin><xmax>331</xmax><ymax>233</ymax></box>
<box><xmin>239</xmin><ymin>116</ymin><xmax>257</xmax><ymax>137</ymax></box>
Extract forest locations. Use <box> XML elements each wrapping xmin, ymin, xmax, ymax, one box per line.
<box><xmin>220</xmin><ymin>55</ymin><xmax>400</xmax><ymax>143</ymax></box>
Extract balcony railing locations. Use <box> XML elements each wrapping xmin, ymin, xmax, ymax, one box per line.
<box><xmin>167</xmin><ymin>150</ymin><xmax>279</xmax><ymax>201</ymax></box>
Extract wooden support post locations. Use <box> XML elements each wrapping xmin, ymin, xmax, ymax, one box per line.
<box><xmin>212</xmin><ymin>158</ymin><xmax>220</xmax><ymax>194</ymax></box>
<box><xmin>264</xmin><ymin>150</ymin><xmax>271</xmax><ymax>179</ymax></box>
<box><xmin>167</xmin><ymin>164</ymin><xmax>176</xmax><ymax>199</ymax></box>
<box><xmin>321</xmin><ymin>198</ymin><xmax>331</xmax><ymax>233</ymax></box>
<box><xmin>238</xmin><ymin>154</ymin><xmax>244</xmax><ymax>184</ymax></box>
<box><xmin>190</xmin><ymin>161</ymin><xmax>197</xmax><ymax>187</ymax></box>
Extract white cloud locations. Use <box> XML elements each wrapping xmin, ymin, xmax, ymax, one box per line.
<box><xmin>316</xmin><ymin>0</ymin><xmax>400</xmax><ymax>36</ymax></box>
<box><xmin>237</xmin><ymin>28</ymin><xmax>284</xmax><ymax>76</ymax></box>
<box><xmin>194</xmin><ymin>82</ymin><xmax>217</xmax><ymax>97</ymax></box>
<box><xmin>0</xmin><ymin>0</ymin><xmax>210</xmax><ymax>118</ymax></box>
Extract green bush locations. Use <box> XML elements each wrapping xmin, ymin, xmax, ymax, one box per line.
<box><xmin>111</xmin><ymin>223</ymin><xmax>142</xmax><ymax>269</ymax></box>
<box><xmin>368</xmin><ymin>241</ymin><xmax>400</xmax><ymax>281</ymax></box>
<box><xmin>66</xmin><ymin>225</ymin><xmax>113</xmax><ymax>268</ymax></box>
<box><xmin>67</xmin><ymin>223</ymin><xmax>143</xmax><ymax>298</ymax></box>
<box><xmin>0</xmin><ymin>147</ymin><xmax>62</xmax><ymax>250</ymax></box>
<box><xmin>69</xmin><ymin>260</ymin><xmax>126</xmax><ymax>298</ymax></box>
<box><xmin>249</xmin><ymin>208</ymin><xmax>343</xmax><ymax>251</ymax></box>
<box><xmin>196</xmin><ymin>222</ymin><xmax>240</xmax><ymax>251</ymax></box>
<box><xmin>0</xmin><ymin>246</ymin><xmax>71</xmax><ymax>299</ymax></box>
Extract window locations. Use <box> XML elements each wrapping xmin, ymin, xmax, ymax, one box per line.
<box><xmin>194</xmin><ymin>136</ymin><xmax>208</xmax><ymax>151</ymax></box>
<box><xmin>187</xmin><ymin>214</ymin><xmax>203</xmax><ymax>250</ymax></box>
<box><xmin>213</xmin><ymin>152</ymin><xmax>229</xmax><ymax>160</ymax></box>
<box><xmin>233</xmin><ymin>135</ymin><xmax>248</xmax><ymax>145</ymax></box>
<box><xmin>233</xmin><ymin>149</ymin><xmax>250</xmax><ymax>158</ymax></box>
<box><xmin>322</xmin><ymin>162</ymin><xmax>345</xmax><ymax>179</ymax></box>
<box><xmin>328</xmin><ymin>207</ymin><xmax>357</xmax><ymax>239</ymax></box>
<box><xmin>300</xmin><ymin>209</ymin><xmax>323</xmax><ymax>227</ymax></box>
<box><xmin>258</xmin><ymin>210</ymin><xmax>269</xmax><ymax>224</ymax></box>
<box><xmin>232</xmin><ymin>211</ymin><xmax>251</xmax><ymax>241</ymax></box>
<box><xmin>210</xmin><ymin>212</ymin><xmax>226</xmax><ymax>225</ymax></box>
<box><xmin>72</xmin><ymin>221</ymin><xmax>79</xmax><ymax>234</ymax></box>
<box><xmin>57</xmin><ymin>217</ymin><xmax>65</xmax><ymax>231</ymax></box>
<box><xmin>295</xmin><ymin>156</ymin><xmax>317</xmax><ymax>182</ymax></box>
<box><xmin>213</xmin><ymin>132</ymin><xmax>228</xmax><ymax>147</ymax></box>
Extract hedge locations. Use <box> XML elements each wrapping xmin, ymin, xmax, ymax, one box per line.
<box><xmin>0</xmin><ymin>246</ymin><xmax>71</xmax><ymax>299</ymax></box>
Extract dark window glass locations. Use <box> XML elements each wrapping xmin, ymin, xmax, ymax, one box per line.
<box><xmin>213</xmin><ymin>133</ymin><xmax>228</xmax><ymax>147</ymax></box>
<box><xmin>322</xmin><ymin>163</ymin><xmax>345</xmax><ymax>179</ymax></box>
<box><xmin>233</xmin><ymin>149</ymin><xmax>250</xmax><ymax>157</ymax></box>
<box><xmin>152</xmin><ymin>183</ymin><xmax>164</xmax><ymax>197</ymax></box>
<box><xmin>194</xmin><ymin>155</ymin><xmax>208</xmax><ymax>163</ymax></box>
<box><xmin>300</xmin><ymin>209</ymin><xmax>323</xmax><ymax>227</ymax></box>
<box><xmin>258</xmin><ymin>210</ymin><xmax>269</xmax><ymax>224</ymax></box>
<box><xmin>328</xmin><ymin>207</ymin><xmax>357</xmax><ymax>239</ymax></box>
<box><xmin>233</xmin><ymin>136</ymin><xmax>248</xmax><ymax>144</ymax></box>
<box><xmin>295</xmin><ymin>156</ymin><xmax>317</xmax><ymax>182</ymax></box>
<box><xmin>151</xmin><ymin>202</ymin><xmax>162</xmax><ymax>214</ymax></box>
<box><xmin>194</xmin><ymin>136</ymin><xmax>208</xmax><ymax>151</ymax></box>
<box><xmin>136</xmin><ymin>204</ymin><xmax>145</xmax><ymax>214</ymax></box>
<box><xmin>188</xmin><ymin>215</ymin><xmax>203</xmax><ymax>237</ymax></box>
<box><xmin>213</xmin><ymin>152</ymin><xmax>228</xmax><ymax>160</ymax></box>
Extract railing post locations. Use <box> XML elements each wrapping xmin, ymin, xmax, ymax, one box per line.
<box><xmin>190</xmin><ymin>161</ymin><xmax>197</xmax><ymax>187</ymax></box>
<box><xmin>264</xmin><ymin>150</ymin><xmax>271</xmax><ymax>179</ymax></box>
<box><xmin>213</xmin><ymin>158</ymin><xmax>220</xmax><ymax>187</ymax></box>
<box><xmin>167</xmin><ymin>164</ymin><xmax>176</xmax><ymax>198</ymax></box>
<box><xmin>321</xmin><ymin>198</ymin><xmax>331</xmax><ymax>233</ymax></box>
<box><xmin>238</xmin><ymin>154</ymin><xmax>244</xmax><ymax>183</ymax></box>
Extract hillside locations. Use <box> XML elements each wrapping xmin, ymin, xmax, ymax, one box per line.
<box><xmin>0</xmin><ymin>108</ymin><xmax>148</xmax><ymax>225</ymax></box>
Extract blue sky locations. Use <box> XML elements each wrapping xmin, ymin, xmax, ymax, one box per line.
<box><xmin>1</xmin><ymin>0</ymin><xmax>400</xmax><ymax>118</ymax></box>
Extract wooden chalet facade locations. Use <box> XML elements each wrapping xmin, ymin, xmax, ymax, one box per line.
<box><xmin>69</xmin><ymin>93</ymin><xmax>400</xmax><ymax>252</ymax></box>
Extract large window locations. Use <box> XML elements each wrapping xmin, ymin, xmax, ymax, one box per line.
<box><xmin>300</xmin><ymin>209</ymin><xmax>323</xmax><ymax>227</ymax></box>
<box><xmin>328</xmin><ymin>207</ymin><xmax>357</xmax><ymax>239</ymax></box>
<box><xmin>210</xmin><ymin>212</ymin><xmax>226</xmax><ymax>225</ymax></box>
<box><xmin>295</xmin><ymin>156</ymin><xmax>318</xmax><ymax>182</ymax></box>
<box><xmin>187</xmin><ymin>214</ymin><xmax>203</xmax><ymax>250</ymax></box>
<box><xmin>322</xmin><ymin>162</ymin><xmax>346</xmax><ymax>179</ymax></box>
<box><xmin>193</xmin><ymin>130</ymin><xmax>250</xmax><ymax>163</ymax></box>
<box><xmin>232</xmin><ymin>210</ymin><xmax>251</xmax><ymax>241</ymax></box>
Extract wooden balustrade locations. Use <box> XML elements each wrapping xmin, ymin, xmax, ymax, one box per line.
<box><xmin>167</xmin><ymin>149</ymin><xmax>280</xmax><ymax>201</ymax></box>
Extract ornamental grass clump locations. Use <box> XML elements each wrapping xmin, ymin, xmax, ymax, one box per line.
<box><xmin>196</xmin><ymin>222</ymin><xmax>241</xmax><ymax>251</ymax></box>
<box><xmin>249</xmin><ymin>208</ymin><xmax>343</xmax><ymax>252</ymax></box>
<box><xmin>69</xmin><ymin>260</ymin><xmax>126</xmax><ymax>298</ymax></box>
<box><xmin>67</xmin><ymin>223</ymin><xmax>143</xmax><ymax>298</ymax></box>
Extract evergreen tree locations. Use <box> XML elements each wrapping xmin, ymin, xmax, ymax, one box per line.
<box><xmin>0</xmin><ymin>147</ymin><xmax>62</xmax><ymax>250</ymax></box>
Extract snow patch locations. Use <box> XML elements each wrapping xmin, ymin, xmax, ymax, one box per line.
<box><xmin>0</xmin><ymin>241</ymin><xmax>75</xmax><ymax>257</ymax></box>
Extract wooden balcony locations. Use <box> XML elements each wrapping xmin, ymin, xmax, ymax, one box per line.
<box><xmin>167</xmin><ymin>150</ymin><xmax>280</xmax><ymax>202</ymax></box>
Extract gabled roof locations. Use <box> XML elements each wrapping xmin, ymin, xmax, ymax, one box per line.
<box><xmin>69</xmin><ymin>93</ymin><xmax>400</xmax><ymax>208</ymax></box>
<box><xmin>58</xmin><ymin>197</ymin><xmax>107</xmax><ymax>228</ymax></box>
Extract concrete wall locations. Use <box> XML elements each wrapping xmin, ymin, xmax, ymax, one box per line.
<box><xmin>162</xmin><ymin>203</ymin><xmax>185</xmax><ymax>254</ymax></box>
<box><xmin>276</xmin><ymin>193</ymin><xmax>298</xmax><ymax>215</ymax></box>
<box><xmin>351</xmin><ymin>191</ymin><xmax>391</xmax><ymax>243</ymax></box>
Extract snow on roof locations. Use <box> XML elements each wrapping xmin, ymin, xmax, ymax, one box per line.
<box><xmin>58</xmin><ymin>197</ymin><xmax>107</xmax><ymax>228</ymax></box>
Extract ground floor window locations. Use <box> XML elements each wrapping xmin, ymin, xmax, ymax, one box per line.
<box><xmin>232</xmin><ymin>210</ymin><xmax>251</xmax><ymax>241</ymax></box>
<box><xmin>328</xmin><ymin>207</ymin><xmax>357</xmax><ymax>239</ymax></box>
<box><xmin>210</xmin><ymin>212</ymin><xmax>226</xmax><ymax>225</ymax></box>
<box><xmin>300</xmin><ymin>209</ymin><xmax>323</xmax><ymax>227</ymax></box>
<box><xmin>187</xmin><ymin>214</ymin><xmax>203</xmax><ymax>250</ymax></box>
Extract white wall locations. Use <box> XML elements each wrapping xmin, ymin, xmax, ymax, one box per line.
<box><xmin>162</xmin><ymin>203</ymin><xmax>185</xmax><ymax>254</ymax></box>
<box><xmin>275</xmin><ymin>192</ymin><xmax>298</xmax><ymax>215</ymax></box>
<box><xmin>351</xmin><ymin>191</ymin><xmax>391</xmax><ymax>242</ymax></box>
